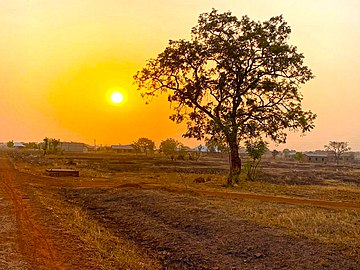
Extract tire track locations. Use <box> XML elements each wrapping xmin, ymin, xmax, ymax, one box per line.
<box><xmin>0</xmin><ymin>156</ymin><xmax>63</xmax><ymax>270</ymax></box>
<box><xmin>78</xmin><ymin>182</ymin><xmax>360</xmax><ymax>211</ymax></box>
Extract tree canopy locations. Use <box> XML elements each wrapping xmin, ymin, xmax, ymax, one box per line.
<box><xmin>324</xmin><ymin>141</ymin><xmax>351</xmax><ymax>164</ymax></box>
<box><xmin>134</xmin><ymin>9</ymin><xmax>316</xmax><ymax>185</ymax></box>
<box><xmin>159</xmin><ymin>138</ymin><xmax>181</xmax><ymax>158</ymax></box>
<box><xmin>133</xmin><ymin>137</ymin><xmax>156</xmax><ymax>155</ymax></box>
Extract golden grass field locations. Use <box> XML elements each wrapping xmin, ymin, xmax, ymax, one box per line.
<box><xmin>2</xmin><ymin>150</ymin><xmax>359</xmax><ymax>269</ymax></box>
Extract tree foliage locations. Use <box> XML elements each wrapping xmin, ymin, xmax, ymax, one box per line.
<box><xmin>24</xmin><ymin>142</ymin><xmax>39</xmax><ymax>149</ymax></box>
<box><xmin>244</xmin><ymin>140</ymin><xmax>268</xmax><ymax>181</ymax></box>
<box><xmin>133</xmin><ymin>137</ymin><xmax>156</xmax><ymax>155</ymax></box>
<box><xmin>159</xmin><ymin>138</ymin><xmax>181</xmax><ymax>158</ymax></box>
<box><xmin>205</xmin><ymin>135</ymin><xmax>229</xmax><ymax>153</ymax></box>
<box><xmin>134</xmin><ymin>9</ymin><xmax>316</xmax><ymax>185</ymax></box>
<box><xmin>324</xmin><ymin>141</ymin><xmax>351</xmax><ymax>164</ymax></box>
<box><xmin>6</xmin><ymin>140</ymin><xmax>14</xmax><ymax>148</ymax></box>
<box><xmin>43</xmin><ymin>137</ymin><xmax>61</xmax><ymax>155</ymax></box>
<box><xmin>295</xmin><ymin>152</ymin><xmax>303</xmax><ymax>161</ymax></box>
<box><xmin>272</xmin><ymin>149</ymin><xmax>280</xmax><ymax>159</ymax></box>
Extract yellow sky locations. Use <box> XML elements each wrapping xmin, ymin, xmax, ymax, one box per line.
<box><xmin>1</xmin><ymin>0</ymin><xmax>360</xmax><ymax>150</ymax></box>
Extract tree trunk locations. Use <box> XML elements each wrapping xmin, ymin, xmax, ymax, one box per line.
<box><xmin>227</xmin><ymin>137</ymin><xmax>242</xmax><ymax>186</ymax></box>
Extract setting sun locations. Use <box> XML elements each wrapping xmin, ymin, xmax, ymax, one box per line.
<box><xmin>110</xmin><ymin>91</ymin><xmax>124</xmax><ymax>104</ymax></box>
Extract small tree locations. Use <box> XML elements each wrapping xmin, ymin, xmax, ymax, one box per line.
<box><xmin>244</xmin><ymin>140</ymin><xmax>268</xmax><ymax>181</ymax></box>
<box><xmin>272</xmin><ymin>149</ymin><xmax>280</xmax><ymax>159</ymax></box>
<box><xmin>43</xmin><ymin>138</ymin><xmax>61</xmax><ymax>155</ymax></box>
<box><xmin>295</xmin><ymin>152</ymin><xmax>303</xmax><ymax>161</ymax></box>
<box><xmin>159</xmin><ymin>138</ymin><xmax>181</xmax><ymax>159</ymax></box>
<box><xmin>24</xmin><ymin>142</ymin><xmax>39</xmax><ymax>149</ymax></box>
<box><xmin>133</xmin><ymin>138</ymin><xmax>156</xmax><ymax>156</ymax></box>
<box><xmin>188</xmin><ymin>145</ymin><xmax>202</xmax><ymax>161</ymax></box>
<box><xmin>43</xmin><ymin>137</ymin><xmax>49</xmax><ymax>155</ymax></box>
<box><xmin>49</xmin><ymin>138</ymin><xmax>61</xmax><ymax>154</ymax></box>
<box><xmin>6</xmin><ymin>140</ymin><xmax>14</xmax><ymax>148</ymax></box>
<box><xmin>324</xmin><ymin>141</ymin><xmax>351</xmax><ymax>164</ymax></box>
<box><xmin>282</xmin><ymin>148</ymin><xmax>290</xmax><ymax>157</ymax></box>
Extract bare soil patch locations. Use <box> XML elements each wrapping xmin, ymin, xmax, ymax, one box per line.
<box><xmin>61</xmin><ymin>186</ymin><xmax>359</xmax><ymax>269</ymax></box>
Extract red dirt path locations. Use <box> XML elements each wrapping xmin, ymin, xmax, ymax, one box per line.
<box><xmin>0</xmin><ymin>157</ymin><xmax>63</xmax><ymax>269</ymax></box>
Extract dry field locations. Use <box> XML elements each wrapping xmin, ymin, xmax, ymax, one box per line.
<box><xmin>1</xmin><ymin>150</ymin><xmax>359</xmax><ymax>269</ymax></box>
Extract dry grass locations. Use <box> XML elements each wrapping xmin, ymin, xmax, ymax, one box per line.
<box><xmin>35</xmin><ymin>189</ymin><xmax>161</xmax><ymax>270</ymax></box>
<box><xmin>122</xmin><ymin>171</ymin><xmax>360</xmax><ymax>204</ymax></box>
<box><xmin>9</xmin><ymin>151</ymin><xmax>360</xmax><ymax>263</ymax></box>
<box><xmin>210</xmin><ymin>198</ymin><xmax>360</xmax><ymax>259</ymax></box>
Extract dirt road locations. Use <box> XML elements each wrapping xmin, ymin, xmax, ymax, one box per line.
<box><xmin>0</xmin><ymin>156</ymin><xmax>63</xmax><ymax>269</ymax></box>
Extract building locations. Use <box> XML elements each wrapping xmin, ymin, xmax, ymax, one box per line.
<box><xmin>60</xmin><ymin>142</ymin><xmax>89</xmax><ymax>153</ymax></box>
<box><xmin>13</xmin><ymin>142</ymin><xmax>25</xmax><ymax>148</ymax></box>
<box><xmin>338</xmin><ymin>153</ymin><xmax>355</xmax><ymax>163</ymax></box>
<box><xmin>111</xmin><ymin>144</ymin><xmax>136</xmax><ymax>153</ymax></box>
<box><xmin>302</xmin><ymin>152</ymin><xmax>331</xmax><ymax>163</ymax></box>
<box><xmin>302</xmin><ymin>152</ymin><xmax>354</xmax><ymax>163</ymax></box>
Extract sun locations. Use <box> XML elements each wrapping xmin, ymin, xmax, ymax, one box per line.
<box><xmin>106</xmin><ymin>87</ymin><xmax>127</xmax><ymax>106</ymax></box>
<box><xmin>110</xmin><ymin>91</ymin><xmax>124</xmax><ymax>104</ymax></box>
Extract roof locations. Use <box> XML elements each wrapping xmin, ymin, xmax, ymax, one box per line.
<box><xmin>61</xmin><ymin>142</ymin><xmax>85</xmax><ymax>146</ymax></box>
<box><xmin>111</xmin><ymin>144</ymin><xmax>134</xmax><ymax>150</ymax></box>
<box><xmin>193</xmin><ymin>145</ymin><xmax>222</xmax><ymax>153</ymax></box>
<box><xmin>14</xmin><ymin>142</ymin><xmax>25</xmax><ymax>147</ymax></box>
<box><xmin>303</xmin><ymin>152</ymin><xmax>330</xmax><ymax>158</ymax></box>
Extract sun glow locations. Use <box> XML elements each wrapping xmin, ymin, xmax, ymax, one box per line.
<box><xmin>110</xmin><ymin>91</ymin><xmax>124</xmax><ymax>104</ymax></box>
<box><xmin>106</xmin><ymin>88</ymin><xmax>127</xmax><ymax>106</ymax></box>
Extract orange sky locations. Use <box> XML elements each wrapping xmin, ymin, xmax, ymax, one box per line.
<box><xmin>1</xmin><ymin>0</ymin><xmax>360</xmax><ymax>150</ymax></box>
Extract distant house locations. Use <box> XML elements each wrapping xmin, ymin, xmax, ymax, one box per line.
<box><xmin>302</xmin><ymin>152</ymin><xmax>331</xmax><ymax>163</ymax></box>
<box><xmin>60</xmin><ymin>142</ymin><xmax>89</xmax><ymax>153</ymax></box>
<box><xmin>192</xmin><ymin>145</ymin><xmax>221</xmax><ymax>153</ymax></box>
<box><xmin>302</xmin><ymin>152</ymin><xmax>354</xmax><ymax>163</ymax></box>
<box><xmin>13</xmin><ymin>142</ymin><xmax>25</xmax><ymax>148</ymax></box>
<box><xmin>338</xmin><ymin>153</ymin><xmax>355</xmax><ymax>163</ymax></box>
<box><xmin>111</xmin><ymin>144</ymin><xmax>136</xmax><ymax>153</ymax></box>
<box><xmin>353</xmin><ymin>152</ymin><xmax>360</xmax><ymax>163</ymax></box>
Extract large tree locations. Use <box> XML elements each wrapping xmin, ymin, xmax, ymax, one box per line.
<box><xmin>134</xmin><ymin>9</ymin><xmax>316</xmax><ymax>185</ymax></box>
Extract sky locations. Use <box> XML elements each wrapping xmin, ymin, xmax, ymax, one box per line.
<box><xmin>0</xmin><ymin>0</ymin><xmax>359</xmax><ymax>151</ymax></box>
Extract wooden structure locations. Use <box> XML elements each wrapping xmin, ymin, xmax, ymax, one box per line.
<box><xmin>46</xmin><ymin>169</ymin><xmax>79</xmax><ymax>177</ymax></box>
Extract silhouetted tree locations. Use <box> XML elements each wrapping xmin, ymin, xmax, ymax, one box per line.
<box><xmin>43</xmin><ymin>137</ymin><xmax>61</xmax><ymax>155</ymax></box>
<box><xmin>324</xmin><ymin>141</ymin><xmax>351</xmax><ymax>164</ymax></box>
<box><xmin>159</xmin><ymin>138</ymin><xmax>181</xmax><ymax>159</ymax></box>
<box><xmin>6</xmin><ymin>140</ymin><xmax>14</xmax><ymax>148</ymax></box>
<box><xmin>133</xmin><ymin>138</ymin><xmax>156</xmax><ymax>155</ymax></box>
<box><xmin>272</xmin><ymin>150</ymin><xmax>280</xmax><ymax>159</ymax></box>
<box><xmin>134</xmin><ymin>9</ymin><xmax>316</xmax><ymax>185</ymax></box>
<box><xmin>43</xmin><ymin>137</ymin><xmax>49</xmax><ymax>155</ymax></box>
